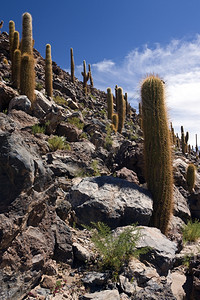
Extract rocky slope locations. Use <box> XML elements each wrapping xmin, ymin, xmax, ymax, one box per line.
<box><xmin>0</xmin><ymin>31</ymin><xmax>200</xmax><ymax>300</ymax></box>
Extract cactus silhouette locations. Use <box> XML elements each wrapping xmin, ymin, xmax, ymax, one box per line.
<box><xmin>9</xmin><ymin>20</ymin><xmax>15</xmax><ymax>60</ymax></box>
<box><xmin>88</xmin><ymin>64</ymin><xmax>94</xmax><ymax>87</ymax></box>
<box><xmin>186</xmin><ymin>164</ymin><xmax>196</xmax><ymax>193</ymax></box>
<box><xmin>70</xmin><ymin>48</ymin><xmax>75</xmax><ymax>83</ymax></box>
<box><xmin>45</xmin><ymin>44</ymin><xmax>53</xmax><ymax>97</ymax></box>
<box><xmin>107</xmin><ymin>87</ymin><xmax>113</xmax><ymax>120</ymax></box>
<box><xmin>141</xmin><ymin>75</ymin><xmax>173</xmax><ymax>235</ymax></box>
<box><xmin>81</xmin><ymin>60</ymin><xmax>90</xmax><ymax>94</ymax></box>
<box><xmin>117</xmin><ymin>87</ymin><xmax>125</xmax><ymax>133</ymax></box>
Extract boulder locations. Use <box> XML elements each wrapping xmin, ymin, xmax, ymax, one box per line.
<box><xmin>57</xmin><ymin>122</ymin><xmax>82</xmax><ymax>142</ymax></box>
<box><xmin>67</xmin><ymin>176</ymin><xmax>153</xmax><ymax>228</ymax></box>
<box><xmin>173</xmin><ymin>185</ymin><xmax>191</xmax><ymax>222</ymax></box>
<box><xmin>0</xmin><ymin>81</ymin><xmax>18</xmax><ymax>111</ymax></box>
<box><xmin>115</xmin><ymin>167</ymin><xmax>140</xmax><ymax>185</ymax></box>
<box><xmin>32</xmin><ymin>90</ymin><xmax>55</xmax><ymax>118</ymax></box>
<box><xmin>8</xmin><ymin>95</ymin><xmax>31</xmax><ymax>114</ymax></box>
<box><xmin>81</xmin><ymin>289</ymin><xmax>120</xmax><ymax>300</ymax></box>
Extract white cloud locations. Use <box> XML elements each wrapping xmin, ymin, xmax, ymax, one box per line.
<box><xmin>75</xmin><ymin>35</ymin><xmax>200</xmax><ymax>146</ymax></box>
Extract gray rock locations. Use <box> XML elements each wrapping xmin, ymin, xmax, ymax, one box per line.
<box><xmin>8</xmin><ymin>95</ymin><xmax>31</xmax><ymax>113</ymax></box>
<box><xmin>81</xmin><ymin>289</ymin><xmax>120</xmax><ymax>300</ymax></box>
<box><xmin>33</xmin><ymin>90</ymin><xmax>55</xmax><ymax>118</ymax></box>
<box><xmin>73</xmin><ymin>242</ymin><xmax>92</xmax><ymax>262</ymax></box>
<box><xmin>57</xmin><ymin>122</ymin><xmax>82</xmax><ymax>142</ymax></box>
<box><xmin>82</xmin><ymin>272</ymin><xmax>108</xmax><ymax>286</ymax></box>
<box><xmin>135</xmin><ymin>226</ymin><xmax>177</xmax><ymax>276</ymax></box>
<box><xmin>68</xmin><ymin>176</ymin><xmax>153</xmax><ymax>228</ymax></box>
<box><xmin>173</xmin><ymin>185</ymin><xmax>191</xmax><ymax>222</ymax></box>
<box><xmin>118</xmin><ymin>275</ymin><xmax>135</xmax><ymax>296</ymax></box>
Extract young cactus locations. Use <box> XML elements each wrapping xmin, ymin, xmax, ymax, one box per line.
<box><xmin>12</xmin><ymin>49</ymin><xmax>21</xmax><ymax>89</ymax></box>
<box><xmin>81</xmin><ymin>60</ymin><xmax>90</xmax><ymax>94</ymax></box>
<box><xmin>107</xmin><ymin>87</ymin><xmax>113</xmax><ymax>120</ymax></box>
<box><xmin>70</xmin><ymin>48</ymin><xmax>75</xmax><ymax>83</ymax></box>
<box><xmin>20</xmin><ymin>53</ymin><xmax>35</xmax><ymax>103</ymax></box>
<box><xmin>21</xmin><ymin>12</ymin><xmax>33</xmax><ymax>55</ymax></box>
<box><xmin>141</xmin><ymin>75</ymin><xmax>173</xmax><ymax>235</ymax></box>
<box><xmin>45</xmin><ymin>44</ymin><xmax>53</xmax><ymax>97</ymax></box>
<box><xmin>186</xmin><ymin>164</ymin><xmax>196</xmax><ymax>193</ymax></box>
<box><xmin>112</xmin><ymin>113</ymin><xmax>119</xmax><ymax>132</ymax></box>
<box><xmin>117</xmin><ymin>87</ymin><xmax>125</xmax><ymax>133</ymax></box>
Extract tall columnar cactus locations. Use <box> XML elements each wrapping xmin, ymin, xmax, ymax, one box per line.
<box><xmin>11</xmin><ymin>31</ymin><xmax>20</xmax><ymax>85</ymax></box>
<box><xmin>81</xmin><ymin>60</ymin><xmax>90</xmax><ymax>94</ymax></box>
<box><xmin>107</xmin><ymin>87</ymin><xmax>113</xmax><ymax>120</ymax></box>
<box><xmin>196</xmin><ymin>134</ymin><xmax>198</xmax><ymax>153</ymax></box>
<box><xmin>70</xmin><ymin>48</ymin><xmax>75</xmax><ymax>83</ymax></box>
<box><xmin>21</xmin><ymin>12</ymin><xmax>33</xmax><ymax>55</ymax></box>
<box><xmin>124</xmin><ymin>92</ymin><xmax>129</xmax><ymax>116</ymax></box>
<box><xmin>88</xmin><ymin>64</ymin><xmax>94</xmax><ymax>87</ymax></box>
<box><xmin>186</xmin><ymin>164</ymin><xmax>196</xmax><ymax>193</ymax></box>
<box><xmin>12</xmin><ymin>31</ymin><xmax>20</xmax><ymax>54</ymax></box>
<box><xmin>12</xmin><ymin>49</ymin><xmax>21</xmax><ymax>89</ymax></box>
<box><xmin>141</xmin><ymin>75</ymin><xmax>173</xmax><ymax>235</ymax></box>
<box><xmin>45</xmin><ymin>44</ymin><xmax>53</xmax><ymax>97</ymax></box>
<box><xmin>117</xmin><ymin>87</ymin><xmax>125</xmax><ymax>133</ymax></box>
<box><xmin>112</xmin><ymin>113</ymin><xmax>119</xmax><ymax>132</ymax></box>
<box><xmin>138</xmin><ymin>102</ymin><xmax>142</xmax><ymax>127</ymax></box>
<box><xmin>9</xmin><ymin>20</ymin><xmax>15</xmax><ymax>60</ymax></box>
<box><xmin>115</xmin><ymin>85</ymin><xmax>118</xmax><ymax>111</ymax></box>
<box><xmin>20</xmin><ymin>53</ymin><xmax>35</xmax><ymax>102</ymax></box>
<box><xmin>181</xmin><ymin>132</ymin><xmax>186</xmax><ymax>154</ymax></box>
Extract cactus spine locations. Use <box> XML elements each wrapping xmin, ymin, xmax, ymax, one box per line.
<box><xmin>107</xmin><ymin>87</ymin><xmax>113</xmax><ymax>120</ymax></box>
<box><xmin>9</xmin><ymin>20</ymin><xmax>15</xmax><ymax>60</ymax></box>
<box><xmin>45</xmin><ymin>44</ymin><xmax>53</xmax><ymax>97</ymax></box>
<box><xmin>70</xmin><ymin>48</ymin><xmax>75</xmax><ymax>83</ymax></box>
<box><xmin>141</xmin><ymin>75</ymin><xmax>173</xmax><ymax>235</ymax></box>
<box><xmin>88</xmin><ymin>64</ymin><xmax>94</xmax><ymax>87</ymax></box>
<box><xmin>117</xmin><ymin>87</ymin><xmax>125</xmax><ymax>133</ymax></box>
<box><xmin>12</xmin><ymin>49</ymin><xmax>21</xmax><ymax>89</ymax></box>
<box><xmin>81</xmin><ymin>60</ymin><xmax>90</xmax><ymax>94</ymax></box>
<box><xmin>186</xmin><ymin>164</ymin><xmax>196</xmax><ymax>193</ymax></box>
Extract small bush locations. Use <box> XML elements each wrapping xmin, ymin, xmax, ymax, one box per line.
<box><xmin>35</xmin><ymin>82</ymin><xmax>43</xmax><ymax>91</ymax></box>
<box><xmin>91</xmin><ymin>160</ymin><xmax>100</xmax><ymax>176</ymax></box>
<box><xmin>53</xmin><ymin>95</ymin><xmax>67</xmax><ymax>106</ymax></box>
<box><xmin>87</xmin><ymin>222</ymin><xmax>146</xmax><ymax>275</ymax></box>
<box><xmin>48</xmin><ymin>136</ymin><xmax>71</xmax><ymax>151</ymax></box>
<box><xmin>68</xmin><ymin>117</ymin><xmax>84</xmax><ymax>130</ymax></box>
<box><xmin>32</xmin><ymin>124</ymin><xmax>46</xmax><ymax>135</ymax></box>
<box><xmin>104</xmin><ymin>124</ymin><xmax>113</xmax><ymax>150</ymax></box>
<box><xmin>182</xmin><ymin>219</ymin><xmax>200</xmax><ymax>243</ymax></box>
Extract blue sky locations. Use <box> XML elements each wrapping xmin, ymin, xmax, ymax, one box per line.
<box><xmin>1</xmin><ymin>0</ymin><xmax>200</xmax><ymax>146</ymax></box>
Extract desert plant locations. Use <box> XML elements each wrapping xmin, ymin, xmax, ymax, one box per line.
<box><xmin>88</xmin><ymin>64</ymin><xmax>94</xmax><ymax>87</ymax></box>
<box><xmin>32</xmin><ymin>124</ymin><xmax>46</xmax><ymax>135</ymax></box>
<box><xmin>107</xmin><ymin>87</ymin><xmax>113</xmax><ymax>120</ymax></box>
<box><xmin>186</xmin><ymin>164</ymin><xmax>196</xmax><ymax>193</ymax></box>
<box><xmin>91</xmin><ymin>160</ymin><xmax>100</xmax><ymax>176</ymax></box>
<box><xmin>104</xmin><ymin>123</ymin><xmax>113</xmax><ymax>150</ymax></box>
<box><xmin>21</xmin><ymin>12</ymin><xmax>33</xmax><ymax>55</ymax></box>
<box><xmin>53</xmin><ymin>95</ymin><xmax>67</xmax><ymax>106</ymax></box>
<box><xmin>68</xmin><ymin>117</ymin><xmax>84</xmax><ymax>130</ymax></box>
<box><xmin>81</xmin><ymin>60</ymin><xmax>90</xmax><ymax>94</ymax></box>
<box><xmin>115</xmin><ymin>85</ymin><xmax>118</xmax><ymax>111</ymax></box>
<box><xmin>87</xmin><ymin>222</ymin><xmax>146</xmax><ymax>275</ymax></box>
<box><xmin>182</xmin><ymin>219</ymin><xmax>200</xmax><ymax>243</ymax></box>
<box><xmin>112</xmin><ymin>113</ymin><xmax>118</xmax><ymax>132</ymax></box>
<box><xmin>45</xmin><ymin>44</ymin><xmax>53</xmax><ymax>97</ymax></box>
<box><xmin>48</xmin><ymin>136</ymin><xmax>70</xmax><ymax>151</ymax></box>
<box><xmin>70</xmin><ymin>48</ymin><xmax>75</xmax><ymax>83</ymax></box>
<box><xmin>141</xmin><ymin>75</ymin><xmax>173</xmax><ymax>235</ymax></box>
<box><xmin>20</xmin><ymin>53</ymin><xmax>35</xmax><ymax>102</ymax></box>
<box><xmin>35</xmin><ymin>82</ymin><xmax>43</xmax><ymax>91</ymax></box>
<box><xmin>117</xmin><ymin>87</ymin><xmax>125</xmax><ymax>133</ymax></box>
<box><xmin>9</xmin><ymin>20</ymin><xmax>15</xmax><ymax>60</ymax></box>
<box><xmin>12</xmin><ymin>49</ymin><xmax>21</xmax><ymax>89</ymax></box>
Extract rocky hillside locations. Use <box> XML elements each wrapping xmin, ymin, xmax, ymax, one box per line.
<box><xmin>0</xmin><ymin>31</ymin><xmax>200</xmax><ymax>300</ymax></box>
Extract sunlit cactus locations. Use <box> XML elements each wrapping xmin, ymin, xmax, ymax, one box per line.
<box><xmin>112</xmin><ymin>113</ymin><xmax>119</xmax><ymax>132</ymax></box>
<box><xmin>9</xmin><ymin>20</ymin><xmax>15</xmax><ymax>60</ymax></box>
<box><xmin>21</xmin><ymin>12</ymin><xmax>33</xmax><ymax>55</ymax></box>
<box><xmin>141</xmin><ymin>75</ymin><xmax>173</xmax><ymax>235</ymax></box>
<box><xmin>107</xmin><ymin>87</ymin><xmax>113</xmax><ymax>120</ymax></box>
<box><xmin>186</xmin><ymin>164</ymin><xmax>196</xmax><ymax>193</ymax></box>
<box><xmin>20</xmin><ymin>53</ymin><xmax>35</xmax><ymax>103</ymax></box>
<box><xmin>117</xmin><ymin>87</ymin><xmax>125</xmax><ymax>133</ymax></box>
<box><xmin>12</xmin><ymin>49</ymin><xmax>21</xmax><ymax>89</ymax></box>
<box><xmin>45</xmin><ymin>44</ymin><xmax>53</xmax><ymax>97</ymax></box>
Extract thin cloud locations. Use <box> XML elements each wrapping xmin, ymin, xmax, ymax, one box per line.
<box><xmin>77</xmin><ymin>35</ymin><xmax>200</xmax><ymax>146</ymax></box>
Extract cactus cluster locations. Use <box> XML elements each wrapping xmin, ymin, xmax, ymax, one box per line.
<box><xmin>141</xmin><ymin>75</ymin><xmax>173</xmax><ymax>235</ymax></box>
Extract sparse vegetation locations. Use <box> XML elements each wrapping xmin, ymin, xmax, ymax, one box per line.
<box><xmin>68</xmin><ymin>117</ymin><xmax>84</xmax><ymax>130</ymax></box>
<box><xmin>182</xmin><ymin>219</ymin><xmax>200</xmax><ymax>243</ymax></box>
<box><xmin>53</xmin><ymin>95</ymin><xmax>67</xmax><ymax>106</ymax></box>
<box><xmin>48</xmin><ymin>136</ymin><xmax>71</xmax><ymax>151</ymax></box>
<box><xmin>91</xmin><ymin>160</ymin><xmax>100</xmax><ymax>176</ymax></box>
<box><xmin>35</xmin><ymin>82</ymin><xmax>43</xmax><ymax>91</ymax></box>
<box><xmin>104</xmin><ymin>123</ymin><xmax>113</xmax><ymax>150</ymax></box>
<box><xmin>32</xmin><ymin>124</ymin><xmax>46</xmax><ymax>135</ymax></box>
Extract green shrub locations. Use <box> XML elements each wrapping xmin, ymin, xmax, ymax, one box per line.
<box><xmin>182</xmin><ymin>219</ymin><xmax>200</xmax><ymax>243</ymax></box>
<box><xmin>35</xmin><ymin>82</ymin><xmax>43</xmax><ymax>91</ymax></box>
<box><xmin>104</xmin><ymin>124</ymin><xmax>113</xmax><ymax>150</ymax></box>
<box><xmin>53</xmin><ymin>95</ymin><xmax>67</xmax><ymax>106</ymax></box>
<box><xmin>32</xmin><ymin>124</ymin><xmax>46</xmax><ymax>134</ymax></box>
<box><xmin>91</xmin><ymin>160</ymin><xmax>100</xmax><ymax>176</ymax></box>
<box><xmin>68</xmin><ymin>117</ymin><xmax>84</xmax><ymax>130</ymax></box>
<box><xmin>48</xmin><ymin>136</ymin><xmax>71</xmax><ymax>151</ymax></box>
<box><xmin>87</xmin><ymin>222</ymin><xmax>147</xmax><ymax>275</ymax></box>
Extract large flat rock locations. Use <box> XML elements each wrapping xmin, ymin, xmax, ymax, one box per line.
<box><xmin>67</xmin><ymin>176</ymin><xmax>153</xmax><ymax>228</ymax></box>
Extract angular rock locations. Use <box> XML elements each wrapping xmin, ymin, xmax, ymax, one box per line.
<box><xmin>135</xmin><ymin>226</ymin><xmax>177</xmax><ymax>276</ymax></box>
<box><xmin>73</xmin><ymin>242</ymin><xmax>92</xmax><ymax>262</ymax></box>
<box><xmin>81</xmin><ymin>289</ymin><xmax>120</xmax><ymax>300</ymax></box>
<box><xmin>0</xmin><ymin>81</ymin><xmax>18</xmax><ymax>111</ymax></box>
<box><xmin>173</xmin><ymin>185</ymin><xmax>191</xmax><ymax>222</ymax></box>
<box><xmin>32</xmin><ymin>90</ymin><xmax>55</xmax><ymax>118</ymax></box>
<box><xmin>8</xmin><ymin>95</ymin><xmax>31</xmax><ymax>114</ymax></box>
<box><xmin>82</xmin><ymin>272</ymin><xmax>108</xmax><ymax>286</ymax></box>
<box><xmin>57</xmin><ymin>122</ymin><xmax>82</xmax><ymax>142</ymax></box>
<box><xmin>68</xmin><ymin>176</ymin><xmax>153</xmax><ymax>228</ymax></box>
<box><xmin>115</xmin><ymin>167</ymin><xmax>140</xmax><ymax>185</ymax></box>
